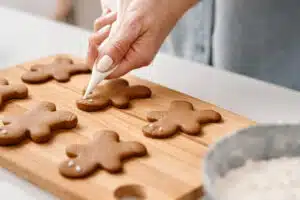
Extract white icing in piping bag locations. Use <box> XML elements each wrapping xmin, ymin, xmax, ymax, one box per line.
<box><xmin>83</xmin><ymin>0</ymin><xmax>125</xmax><ymax>99</ymax></box>
<box><xmin>82</xmin><ymin>60</ymin><xmax>116</xmax><ymax>99</ymax></box>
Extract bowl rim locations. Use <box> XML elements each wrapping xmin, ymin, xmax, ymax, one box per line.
<box><xmin>201</xmin><ymin>122</ymin><xmax>300</xmax><ymax>199</ymax></box>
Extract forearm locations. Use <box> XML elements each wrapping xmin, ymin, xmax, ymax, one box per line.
<box><xmin>173</xmin><ymin>0</ymin><xmax>199</xmax><ymax>15</ymax></box>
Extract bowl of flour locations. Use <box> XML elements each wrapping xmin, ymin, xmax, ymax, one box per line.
<box><xmin>203</xmin><ymin>124</ymin><xmax>300</xmax><ymax>200</ymax></box>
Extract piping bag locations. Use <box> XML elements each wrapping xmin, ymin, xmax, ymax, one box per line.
<box><xmin>83</xmin><ymin>0</ymin><xmax>128</xmax><ymax>99</ymax></box>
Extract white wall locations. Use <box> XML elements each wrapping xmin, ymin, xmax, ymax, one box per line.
<box><xmin>0</xmin><ymin>0</ymin><xmax>110</xmax><ymax>30</ymax></box>
<box><xmin>72</xmin><ymin>0</ymin><xmax>102</xmax><ymax>30</ymax></box>
<box><xmin>0</xmin><ymin>0</ymin><xmax>56</xmax><ymax>18</ymax></box>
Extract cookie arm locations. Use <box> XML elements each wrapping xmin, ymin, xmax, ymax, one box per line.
<box><xmin>170</xmin><ymin>101</ymin><xmax>194</xmax><ymax>111</ymax></box>
<box><xmin>118</xmin><ymin>141</ymin><xmax>147</xmax><ymax>158</ymax></box>
<box><xmin>142</xmin><ymin>119</ymin><xmax>178</xmax><ymax>138</ymax></box>
<box><xmin>48</xmin><ymin>111</ymin><xmax>78</xmax><ymax>130</ymax></box>
<box><xmin>195</xmin><ymin>110</ymin><xmax>222</xmax><ymax>123</ymax></box>
<box><xmin>127</xmin><ymin>86</ymin><xmax>152</xmax><ymax>99</ymax></box>
<box><xmin>71</xmin><ymin>63</ymin><xmax>91</xmax><ymax>72</ymax></box>
<box><xmin>21</xmin><ymin>70</ymin><xmax>52</xmax><ymax>83</ymax></box>
<box><xmin>33</xmin><ymin>102</ymin><xmax>56</xmax><ymax>112</ymax></box>
<box><xmin>52</xmin><ymin>71</ymin><xmax>71</xmax><ymax>82</ymax></box>
<box><xmin>0</xmin><ymin>85</ymin><xmax>28</xmax><ymax>105</ymax></box>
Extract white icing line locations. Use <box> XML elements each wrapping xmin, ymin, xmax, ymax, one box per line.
<box><xmin>0</xmin><ymin>129</ymin><xmax>7</xmax><ymax>135</ymax></box>
<box><xmin>0</xmin><ymin>120</ymin><xmax>4</xmax><ymax>127</ymax></box>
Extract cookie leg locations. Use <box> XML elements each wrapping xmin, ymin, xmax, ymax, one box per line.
<box><xmin>111</xmin><ymin>96</ymin><xmax>130</xmax><ymax>109</ymax></box>
<box><xmin>179</xmin><ymin>122</ymin><xmax>202</xmax><ymax>135</ymax></box>
<box><xmin>29</xmin><ymin>125</ymin><xmax>52</xmax><ymax>143</ymax></box>
<box><xmin>142</xmin><ymin>120</ymin><xmax>178</xmax><ymax>139</ymax></box>
<box><xmin>100</xmin><ymin>157</ymin><xmax>122</xmax><ymax>173</ymax></box>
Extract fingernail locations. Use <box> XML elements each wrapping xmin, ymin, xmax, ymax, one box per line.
<box><xmin>104</xmin><ymin>11</ymin><xmax>117</xmax><ymax>19</ymax></box>
<box><xmin>96</xmin><ymin>55</ymin><xmax>114</xmax><ymax>72</ymax></box>
<box><xmin>97</xmin><ymin>24</ymin><xmax>111</xmax><ymax>35</ymax></box>
<box><xmin>103</xmin><ymin>8</ymin><xmax>109</xmax><ymax>15</ymax></box>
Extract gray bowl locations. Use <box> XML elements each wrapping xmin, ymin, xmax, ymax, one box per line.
<box><xmin>202</xmin><ymin>123</ymin><xmax>300</xmax><ymax>200</ymax></box>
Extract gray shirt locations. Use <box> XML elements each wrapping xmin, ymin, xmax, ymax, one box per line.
<box><xmin>161</xmin><ymin>0</ymin><xmax>300</xmax><ymax>91</ymax></box>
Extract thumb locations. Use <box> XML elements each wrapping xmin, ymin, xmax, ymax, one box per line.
<box><xmin>96</xmin><ymin>18</ymin><xmax>142</xmax><ymax>72</ymax></box>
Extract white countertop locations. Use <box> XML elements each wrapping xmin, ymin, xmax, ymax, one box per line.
<box><xmin>1</xmin><ymin>6</ymin><xmax>300</xmax><ymax>200</ymax></box>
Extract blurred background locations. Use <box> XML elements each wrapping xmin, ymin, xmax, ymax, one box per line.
<box><xmin>0</xmin><ymin>0</ymin><xmax>102</xmax><ymax>30</ymax></box>
<box><xmin>2</xmin><ymin>0</ymin><xmax>299</xmax><ymax>92</ymax></box>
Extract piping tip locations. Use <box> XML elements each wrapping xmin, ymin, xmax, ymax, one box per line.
<box><xmin>82</xmin><ymin>65</ymin><xmax>116</xmax><ymax>99</ymax></box>
<box><xmin>83</xmin><ymin>55</ymin><xmax>115</xmax><ymax>99</ymax></box>
<box><xmin>83</xmin><ymin>66</ymin><xmax>105</xmax><ymax>99</ymax></box>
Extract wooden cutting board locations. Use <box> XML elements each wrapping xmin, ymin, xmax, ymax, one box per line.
<box><xmin>0</xmin><ymin>55</ymin><xmax>255</xmax><ymax>200</ymax></box>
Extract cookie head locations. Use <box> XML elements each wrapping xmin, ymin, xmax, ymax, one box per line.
<box><xmin>76</xmin><ymin>79</ymin><xmax>151</xmax><ymax>111</ymax></box>
<box><xmin>142</xmin><ymin>100</ymin><xmax>222</xmax><ymax>138</ymax></box>
<box><xmin>59</xmin><ymin>151</ymin><xmax>98</xmax><ymax>178</ymax></box>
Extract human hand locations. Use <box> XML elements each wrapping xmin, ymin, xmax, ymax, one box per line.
<box><xmin>87</xmin><ymin>0</ymin><xmax>198</xmax><ymax>79</ymax></box>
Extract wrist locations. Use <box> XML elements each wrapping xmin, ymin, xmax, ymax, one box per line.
<box><xmin>170</xmin><ymin>0</ymin><xmax>198</xmax><ymax>18</ymax></box>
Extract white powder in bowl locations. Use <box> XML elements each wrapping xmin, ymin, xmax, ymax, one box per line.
<box><xmin>214</xmin><ymin>157</ymin><xmax>300</xmax><ymax>200</ymax></box>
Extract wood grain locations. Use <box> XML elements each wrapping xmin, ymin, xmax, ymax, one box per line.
<box><xmin>0</xmin><ymin>55</ymin><xmax>255</xmax><ymax>200</ymax></box>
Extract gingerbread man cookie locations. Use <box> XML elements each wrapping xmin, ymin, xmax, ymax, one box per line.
<box><xmin>142</xmin><ymin>100</ymin><xmax>222</xmax><ymax>138</ymax></box>
<box><xmin>0</xmin><ymin>101</ymin><xmax>78</xmax><ymax>145</ymax></box>
<box><xmin>0</xmin><ymin>77</ymin><xmax>28</xmax><ymax>108</ymax></box>
<box><xmin>59</xmin><ymin>130</ymin><xmax>147</xmax><ymax>178</ymax></box>
<box><xmin>76</xmin><ymin>78</ymin><xmax>151</xmax><ymax>111</ymax></box>
<box><xmin>21</xmin><ymin>56</ymin><xmax>91</xmax><ymax>83</ymax></box>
